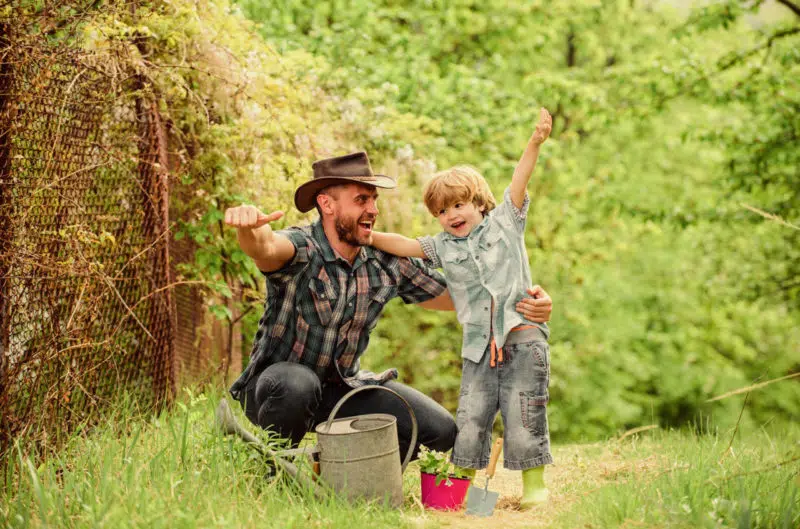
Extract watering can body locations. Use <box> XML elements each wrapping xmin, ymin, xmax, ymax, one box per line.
<box><xmin>314</xmin><ymin>385</ymin><xmax>418</xmax><ymax>507</ymax></box>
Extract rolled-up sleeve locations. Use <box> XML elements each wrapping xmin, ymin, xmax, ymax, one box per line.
<box><xmin>416</xmin><ymin>235</ymin><xmax>442</xmax><ymax>268</ymax></box>
<box><xmin>260</xmin><ymin>228</ymin><xmax>314</xmax><ymax>276</ymax></box>
<box><xmin>396</xmin><ymin>257</ymin><xmax>447</xmax><ymax>304</ymax></box>
<box><xmin>499</xmin><ymin>186</ymin><xmax>529</xmax><ymax>232</ymax></box>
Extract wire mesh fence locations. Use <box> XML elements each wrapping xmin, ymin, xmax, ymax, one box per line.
<box><xmin>0</xmin><ymin>22</ymin><xmax>237</xmax><ymax>455</ymax></box>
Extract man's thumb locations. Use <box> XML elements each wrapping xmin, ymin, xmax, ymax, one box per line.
<box><xmin>527</xmin><ymin>285</ymin><xmax>544</xmax><ymax>298</ymax></box>
<box><xmin>255</xmin><ymin>210</ymin><xmax>284</xmax><ymax>227</ymax></box>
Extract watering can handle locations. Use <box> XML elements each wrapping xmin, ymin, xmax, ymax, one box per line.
<box><xmin>323</xmin><ymin>385</ymin><xmax>419</xmax><ymax>474</ymax></box>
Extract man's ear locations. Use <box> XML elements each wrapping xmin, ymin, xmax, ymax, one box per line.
<box><xmin>316</xmin><ymin>193</ymin><xmax>334</xmax><ymax>216</ymax></box>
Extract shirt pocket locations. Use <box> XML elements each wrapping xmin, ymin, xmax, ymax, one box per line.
<box><xmin>442</xmin><ymin>249</ymin><xmax>474</xmax><ymax>281</ymax></box>
<box><xmin>365</xmin><ymin>285</ymin><xmax>393</xmax><ymax>331</ymax></box>
<box><xmin>309</xmin><ymin>277</ymin><xmax>334</xmax><ymax>326</ymax></box>
<box><xmin>370</xmin><ymin>285</ymin><xmax>393</xmax><ymax>305</ymax></box>
<box><xmin>479</xmin><ymin>228</ymin><xmax>508</xmax><ymax>270</ymax></box>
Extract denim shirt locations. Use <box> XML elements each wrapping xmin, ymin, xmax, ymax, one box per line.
<box><xmin>418</xmin><ymin>187</ymin><xmax>549</xmax><ymax>363</ymax></box>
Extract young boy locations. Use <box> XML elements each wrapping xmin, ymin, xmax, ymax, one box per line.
<box><xmin>370</xmin><ymin>108</ymin><xmax>553</xmax><ymax>508</ymax></box>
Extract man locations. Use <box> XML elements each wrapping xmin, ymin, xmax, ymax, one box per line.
<box><xmin>225</xmin><ymin>152</ymin><xmax>553</xmax><ymax>459</ymax></box>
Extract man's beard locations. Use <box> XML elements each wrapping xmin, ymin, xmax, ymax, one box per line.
<box><xmin>335</xmin><ymin>213</ymin><xmax>375</xmax><ymax>247</ymax></box>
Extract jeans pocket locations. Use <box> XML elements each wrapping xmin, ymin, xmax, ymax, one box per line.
<box><xmin>520</xmin><ymin>391</ymin><xmax>549</xmax><ymax>436</ymax></box>
<box><xmin>531</xmin><ymin>341</ymin><xmax>550</xmax><ymax>370</ymax></box>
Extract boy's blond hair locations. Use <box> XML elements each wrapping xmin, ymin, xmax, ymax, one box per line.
<box><xmin>422</xmin><ymin>165</ymin><xmax>497</xmax><ymax>217</ymax></box>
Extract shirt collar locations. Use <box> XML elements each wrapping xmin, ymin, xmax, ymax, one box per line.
<box><xmin>312</xmin><ymin>218</ymin><xmax>369</xmax><ymax>267</ymax></box>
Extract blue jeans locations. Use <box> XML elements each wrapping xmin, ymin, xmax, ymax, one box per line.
<box><xmin>451</xmin><ymin>328</ymin><xmax>553</xmax><ymax>470</ymax></box>
<box><xmin>240</xmin><ymin>362</ymin><xmax>457</xmax><ymax>461</ymax></box>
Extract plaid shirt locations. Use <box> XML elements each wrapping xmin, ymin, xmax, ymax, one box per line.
<box><xmin>229</xmin><ymin>219</ymin><xmax>447</xmax><ymax>401</ymax></box>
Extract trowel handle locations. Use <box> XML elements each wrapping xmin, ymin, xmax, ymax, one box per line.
<box><xmin>486</xmin><ymin>437</ymin><xmax>503</xmax><ymax>479</ymax></box>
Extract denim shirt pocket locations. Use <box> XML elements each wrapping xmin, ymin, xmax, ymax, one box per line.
<box><xmin>479</xmin><ymin>228</ymin><xmax>508</xmax><ymax>269</ymax></box>
<box><xmin>442</xmin><ymin>249</ymin><xmax>473</xmax><ymax>281</ymax></box>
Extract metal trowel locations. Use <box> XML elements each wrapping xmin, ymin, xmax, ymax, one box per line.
<box><xmin>465</xmin><ymin>437</ymin><xmax>504</xmax><ymax>516</ymax></box>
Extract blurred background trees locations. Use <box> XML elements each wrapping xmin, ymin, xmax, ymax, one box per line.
<box><xmin>9</xmin><ymin>0</ymin><xmax>797</xmax><ymax>441</ymax></box>
<box><xmin>231</xmin><ymin>0</ymin><xmax>799</xmax><ymax>439</ymax></box>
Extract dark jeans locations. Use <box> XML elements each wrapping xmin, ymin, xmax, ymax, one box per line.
<box><xmin>240</xmin><ymin>362</ymin><xmax>457</xmax><ymax>460</ymax></box>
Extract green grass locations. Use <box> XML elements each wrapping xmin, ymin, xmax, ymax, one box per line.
<box><xmin>1</xmin><ymin>389</ymin><xmax>798</xmax><ymax>529</ymax></box>
<box><xmin>553</xmin><ymin>425</ymin><xmax>800</xmax><ymax>529</ymax></box>
<box><xmin>0</xmin><ymin>389</ymin><xmax>428</xmax><ymax>529</ymax></box>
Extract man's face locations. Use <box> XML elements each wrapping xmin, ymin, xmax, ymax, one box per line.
<box><xmin>323</xmin><ymin>183</ymin><xmax>379</xmax><ymax>247</ymax></box>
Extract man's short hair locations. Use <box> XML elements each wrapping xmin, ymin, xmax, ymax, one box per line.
<box><xmin>314</xmin><ymin>184</ymin><xmax>346</xmax><ymax>216</ymax></box>
<box><xmin>422</xmin><ymin>165</ymin><xmax>496</xmax><ymax>217</ymax></box>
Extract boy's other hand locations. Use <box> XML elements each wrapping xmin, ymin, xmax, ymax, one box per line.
<box><xmin>516</xmin><ymin>285</ymin><xmax>552</xmax><ymax>323</ymax></box>
<box><xmin>224</xmin><ymin>205</ymin><xmax>284</xmax><ymax>229</ymax></box>
<box><xmin>530</xmin><ymin>108</ymin><xmax>552</xmax><ymax>146</ymax></box>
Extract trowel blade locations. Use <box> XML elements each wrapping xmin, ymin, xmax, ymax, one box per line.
<box><xmin>465</xmin><ymin>483</ymin><xmax>500</xmax><ymax>517</ymax></box>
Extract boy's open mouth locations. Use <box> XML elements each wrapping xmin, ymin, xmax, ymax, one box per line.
<box><xmin>451</xmin><ymin>220</ymin><xmax>466</xmax><ymax>230</ymax></box>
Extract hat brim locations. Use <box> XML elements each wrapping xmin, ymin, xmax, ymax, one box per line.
<box><xmin>294</xmin><ymin>175</ymin><xmax>397</xmax><ymax>213</ymax></box>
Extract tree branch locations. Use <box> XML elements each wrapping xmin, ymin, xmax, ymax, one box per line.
<box><xmin>776</xmin><ymin>0</ymin><xmax>800</xmax><ymax>19</ymax></box>
<box><xmin>656</xmin><ymin>25</ymin><xmax>800</xmax><ymax>106</ymax></box>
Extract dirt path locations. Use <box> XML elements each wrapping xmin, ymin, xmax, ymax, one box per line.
<box><xmin>407</xmin><ymin>443</ymin><xmax>662</xmax><ymax>528</ymax></box>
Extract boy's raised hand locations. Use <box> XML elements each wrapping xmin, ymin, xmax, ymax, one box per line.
<box><xmin>530</xmin><ymin>107</ymin><xmax>552</xmax><ymax>146</ymax></box>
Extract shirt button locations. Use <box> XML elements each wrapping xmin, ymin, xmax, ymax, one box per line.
<box><xmin>484</xmin><ymin>307</ymin><xmax>488</xmax><ymax>311</ymax></box>
<box><xmin>482</xmin><ymin>334</ymin><xmax>487</xmax><ymax>338</ymax></box>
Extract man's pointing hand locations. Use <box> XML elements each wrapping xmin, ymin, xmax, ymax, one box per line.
<box><xmin>224</xmin><ymin>205</ymin><xmax>284</xmax><ymax>229</ymax></box>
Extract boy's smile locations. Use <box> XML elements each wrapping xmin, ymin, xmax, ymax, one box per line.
<box><xmin>437</xmin><ymin>202</ymin><xmax>485</xmax><ymax>237</ymax></box>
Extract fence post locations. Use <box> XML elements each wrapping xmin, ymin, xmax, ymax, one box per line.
<box><xmin>134</xmin><ymin>87</ymin><xmax>176</xmax><ymax>406</ymax></box>
<box><xmin>0</xmin><ymin>23</ymin><xmax>14</xmax><ymax>438</ymax></box>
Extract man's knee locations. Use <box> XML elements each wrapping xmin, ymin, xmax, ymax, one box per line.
<box><xmin>427</xmin><ymin>415</ymin><xmax>458</xmax><ymax>452</ymax></box>
<box><xmin>254</xmin><ymin>362</ymin><xmax>321</xmax><ymax>406</ymax></box>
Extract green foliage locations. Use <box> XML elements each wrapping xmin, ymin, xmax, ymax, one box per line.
<box><xmin>41</xmin><ymin>0</ymin><xmax>796</xmax><ymax>441</ymax></box>
<box><xmin>76</xmin><ymin>0</ymin><xmax>447</xmax><ymax>346</ymax></box>
<box><xmin>233</xmin><ymin>0</ymin><xmax>800</xmax><ymax>440</ymax></box>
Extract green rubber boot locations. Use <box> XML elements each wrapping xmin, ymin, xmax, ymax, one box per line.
<box><xmin>521</xmin><ymin>466</ymin><xmax>549</xmax><ymax>509</ymax></box>
<box><xmin>454</xmin><ymin>466</ymin><xmax>476</xmax><ymax>481</ymax></box>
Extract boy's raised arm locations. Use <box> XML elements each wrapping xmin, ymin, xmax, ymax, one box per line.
<box><xmin>509</xmin><ymin>107</ymin><xmax>552</xmax><ymax>209</ymax></box>
<box><xmin>371</xmin><ymin>231</ymin><xmax>426</xmax><ymax>258</ymax></box>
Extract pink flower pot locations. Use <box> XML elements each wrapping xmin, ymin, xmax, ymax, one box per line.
<box><xmin>420</xmin><ymin>472</ymin><xmax>471</xmax><ymax>511</ymax></box>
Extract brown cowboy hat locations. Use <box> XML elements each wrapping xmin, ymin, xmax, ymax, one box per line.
<box><xmin>294</xmin><ymin>151</ymin><xmax>397</xmax><ymax>213</ymax></box>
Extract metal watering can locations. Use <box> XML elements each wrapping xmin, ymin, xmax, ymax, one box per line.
<box><xmin>314</xmin><ymin>385</ymin><xmax>418</xmax><ymax>506</ymax></box>
<box><xmin>216</xmin><ymin>384</ymin><xmax>418</xmax><ymax>507</ymax></box>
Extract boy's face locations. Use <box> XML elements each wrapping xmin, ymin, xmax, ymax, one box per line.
<box><xmin>436</xmin><ymin>201</ymin><xmax>485</xmax><ymax>237</ymax></box>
